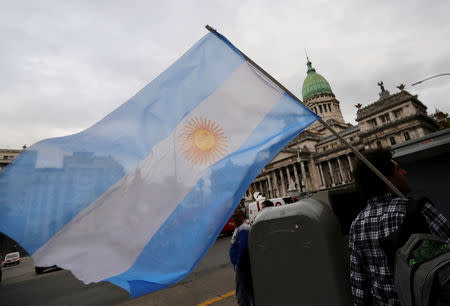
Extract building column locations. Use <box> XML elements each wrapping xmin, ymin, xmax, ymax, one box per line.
<box><xmin>266</xmin><ymin>174</ymin><xmax>273</xmax><ymax>198</ymax></box>
<box><xmin>293</xmin><ymin>164</ymin><xmax>301</xmax><ymax>193</ymax></box>
<box><xmin>341</xmin><ymin>157</ymin><xmax>350</xmax><ymax>182</ymax></box>
<box><xmin>279</xmin><ymin>168</ymin><xmax>286</xmax><ymax>197</ymax></box>
<box><xmin>306</xmin><ymin>161</ymin><xmax>319</xmax><ymax>192</ymax></box>
<box><xmin>318</xmin><ymin>163</ymin><xmax>325</xmax><ymax>188</ymax></box>
<box><xmin>272</xmin><ymin>171</ymin><xmax>279</xmax><ymax>198</ymax></box>
<box><xmin>336</xmin><ymin>157</ymin><xmax>346</xmax><ymax>184</ymax></box>
<box><xmin>347</xmin><ymin>154</ymin><xmax>354</xmax><ymax>173</ymax></box>
<box><xmin>286</xmin><ymin>166</ymin><xmax>291</xmax><ymax>184</ymax></box>
<box><xmin>286</xmin><ymin>165</ymin><xmax>295</xmax><ymax>192</ymax></box>
<box><xmin>300</xmin><ymin>162</ymin><xmax>309</xmax><ymax>193</ymax></box>
<box><xmin>327</xmin><ymin>160</ymin><xmax>336</xmax><ymax>186</ymax></box>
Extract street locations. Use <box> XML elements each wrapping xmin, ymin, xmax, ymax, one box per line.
<box><xmin>0</xmin><ymin>236</ymin><xmax>237</xmax><ymax>306</ymax></box>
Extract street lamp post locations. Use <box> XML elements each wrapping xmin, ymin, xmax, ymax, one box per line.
<box><xmin>411</xmin><ymin>73</ymin><xmax>450</xmax><ymax>86</ymax></box>
<box><xmin>411</xmin><ymin>73</ymin><xmax>450</xmax><ymax>130</ymax></box>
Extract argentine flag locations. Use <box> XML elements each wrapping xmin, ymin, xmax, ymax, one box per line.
<box><xmin>0</xmin><ymin>29</ymin><xmax>318</xmax><ymax>297</ymax></box>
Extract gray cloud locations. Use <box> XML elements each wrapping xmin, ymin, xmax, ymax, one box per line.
<box><xmin>1</xmin><ymin>0</ymin><xmax>449</xmax><ymax>148</ymax></box>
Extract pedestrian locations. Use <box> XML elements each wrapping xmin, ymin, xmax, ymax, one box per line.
<box><xmin>349</xmin><ymin>148</ymin><xmax>450</xmax><ymax>305</ymax></box>
<box><xmin>261</xmin><ymin>200</ymin><xmax>274</xmax><ymax>209</ymax></box>
<box><xmin>230</xmin><ymin>208</ymin><xmax>254</xmax><ymax>306</ymax></box>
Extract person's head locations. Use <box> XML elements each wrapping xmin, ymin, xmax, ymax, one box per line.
<box><xmin>261</xmin><ymin>200</ymin><xmax>274</xmax><ymax>209</ymax></box>
<box><xmin>353</xmin><ymin>148</ymin><xmax>410</xmax><ymax>198</ymax></box>
<box><xmin>231</xmin><ymin>208</ymin><xmax>245</xmax><ymax>226</ymax></box>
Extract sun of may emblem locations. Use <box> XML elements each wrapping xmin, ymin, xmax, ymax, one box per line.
<box><xmin>178</xmin><ymin>116</ymin><xmax>228</xmax><ymax>166</ymax></box>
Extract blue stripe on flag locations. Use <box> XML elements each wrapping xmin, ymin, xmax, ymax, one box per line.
<box><xmin>107</xmin><ymin>93</ymin><xmax>318</xmax><ymax>296</ymax></box>
<box><xmin>0</xmin><ymin>32</ymin><xmax>244</xmax><ymax>255</ymax></box>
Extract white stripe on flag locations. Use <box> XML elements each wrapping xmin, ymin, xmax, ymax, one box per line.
<box><xmin>33</xmin><ymin>61</ymin><xmax>283</xmax><ymax>283</ymax></box>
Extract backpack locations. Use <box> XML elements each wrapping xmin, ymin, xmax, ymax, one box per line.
<box><xmin>395</xmin><ymin>234</ymin><xmax>450</xmax><ymax>306</ymax></box>
<box><xmin>381</xmin><ymin>197</ymin><xmax>450</xmax><ymax>306</ymax></box>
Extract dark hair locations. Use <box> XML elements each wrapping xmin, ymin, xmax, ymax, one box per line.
<box><xmin>353</xmin><ymin>148</ymin><xmax>394</xmax><ymax>199</ymax></box>
<box><xmin>262</xmin><ymin>200</ymin><xmax>274</xmax><ymax>208</ymax></box>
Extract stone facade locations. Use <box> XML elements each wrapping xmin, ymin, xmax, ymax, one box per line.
<box><xmin>0</xmin><ymin>148</ymin><xmax>24</xmax><ymax>171</ymax></box>
<box><xmin>245</xmin><ymin>63</ymin><xmax>440</xmax><ymax>201</ymax></box>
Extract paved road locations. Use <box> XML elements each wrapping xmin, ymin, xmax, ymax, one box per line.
<box><xmin>0</xmin><ymin>236</ymin><xmax>237</xmax><ymax>305</ymax></box>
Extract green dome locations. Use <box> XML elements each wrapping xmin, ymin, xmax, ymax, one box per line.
<box><xmin>301</xmin><ymin>60</ymin><xmax>333</xmax><ymax>101</ymax></box>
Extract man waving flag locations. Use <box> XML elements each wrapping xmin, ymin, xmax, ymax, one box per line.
<box><xmin>0</xmin><ymin>27</ymin><xmax>318</xmax><ymax>297</ymax></box>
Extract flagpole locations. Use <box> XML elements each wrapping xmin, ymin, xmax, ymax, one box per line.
<box><xmin>317</xmin><ymin>118</ymin><xmax>405</xmax><ymax>198</ymax></box>
<box><xmin>205</xmin><ymin>25</ymin><xmax>405</xmax><ymax>198</ymax></box>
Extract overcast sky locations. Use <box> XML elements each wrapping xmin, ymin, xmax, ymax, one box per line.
<box><xmin>1</xmin><ymin>0</ymin><xmax>449</xmax><ymax>149</ymax></box>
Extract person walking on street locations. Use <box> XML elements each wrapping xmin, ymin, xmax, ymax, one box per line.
<box><xmin>349</xmin><ymin>148</ymin><xmax>450</xmax><ymax>305</ymax></box>
<box><xmin>230</xmin><ymin>208</ymin><xmax>254</xmax><ymax>306</ymax></box>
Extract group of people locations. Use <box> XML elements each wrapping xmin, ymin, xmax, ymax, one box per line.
<box><xmin>228</xmin><ymin>148</ymin><xmax>450</xmax><ymax>306</ymax></box>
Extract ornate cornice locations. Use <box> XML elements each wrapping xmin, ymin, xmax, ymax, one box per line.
<box><xmin>0</xmin><ymin>149</ymin><xmax>23</xmax><ymax>153</ymax></box>
<box><xmin>356</xmin><ymin>91</ymin><xmax>427</xmax><ymax>122</ymax></box>
<box><xmin>313</xmin><ymin>141</ymin><xmax>364</xmax><ymax>160</ymax></box>
<box><xmin>358</xmin><ymin>114</ymin><xmax>438</xmax><ymax>138</ymax></box>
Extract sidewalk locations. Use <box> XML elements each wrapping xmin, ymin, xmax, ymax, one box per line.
<box><xmin>119</xmin><ymin>265</ymin><xmax>236</xmax><ymax>306</ymax></box>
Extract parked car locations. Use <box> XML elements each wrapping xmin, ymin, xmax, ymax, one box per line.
<box><xmin>3</xmin><ymin>252</ymin><xmax>20</xmax><ymax>267</ymax></box>
<box><xmin>220</xmin><ymin>217</ymin><xmax>236</xmax><ymax>236</ymax></box>
<box><xmin>35</xmin><ymin>265</ymin><xmax>61</xmax><ymax>274</ymax></box>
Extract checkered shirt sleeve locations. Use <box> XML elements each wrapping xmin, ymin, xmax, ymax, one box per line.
<box><xmin>349</xmin><ymin>195</ymin><xmax>450</xmax><ymax>305</ymax></box>
<box><xmin>422</xmin><ymin>203</ymin><xmax>450</xmax><ymax>243</ymax></box>
<box><xmin>349</xmin><ymin>198</ymin><xmax>405</xmax><ymax>305</ymax></box>
<box><xmin>349</xmin><ymin>234</ymin><xmax>372</xmax><ymax>305</ymax></box>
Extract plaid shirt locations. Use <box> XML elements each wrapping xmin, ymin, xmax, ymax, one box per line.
<box><xmin>349</xmin><ymin>192</ymin><xmax>450</xmax><ymax>305</ymax></box>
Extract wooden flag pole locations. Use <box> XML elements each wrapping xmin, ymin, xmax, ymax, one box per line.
<box><xmin>205</xmin><ymin>25</ymin><xmax>406</xmax><ymax>198</ymax></box>
<box><xmin>317</xmin><ymin>118</ymin><xmax>405</xmax><ymax>198</ymax></box>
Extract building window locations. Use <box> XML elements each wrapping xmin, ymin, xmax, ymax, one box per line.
<box><xmin>319</xmin><ymin>105</ymin><xmax>323</xmax><ymax>113</ymax></box>
<box><xmin>368</xmin><ymin>119</ymin><xmax>377</xmax><ymax>127</ymax></box>
<box><xmin>328</xmin><ymin>104</ymin><xmax>332</xmax><ymax>112</ymax></box>
<box><xmin>393</xmin><ymin>108</ymin><xmax>403</xmax><ymax>118</ymax></box>
<box><xmin>349</xmin><ymin>137</ymin><xmax>354</xmax><ymax>142</ymax></box>
<box><xmin>314</xmin><ymin>107</ymin><xmax>318</xmax><ymax>114</ymax></box>
<box><xmin>404</xmin><ymin>132</ymin><xmax>410</xmax><ymax>141</ymax></box>
<box><xmin>377</xmin><ymin>141</ymin><xmax>382</xmax><ymax>148</ymax></box>
<box><xmin>380</xmin><ymin>114</ymin><xmax>390</xmax><ymax>124</ymax></box>
<box><xmin>3</xmin><ymin>156</ymin><xmax>8</xmax><ymax>160</ymax></box>
<box><xmin>390</xmin><ymin>137</ymin><xmax>396</xmax><ymax>145</ymax></box>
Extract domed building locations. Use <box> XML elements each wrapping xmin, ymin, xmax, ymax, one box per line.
<box><xmin>243</xmin><ymin>58</ymin><xmax>439</xmax><ymax>201</ymax></box>
<box><xmin>301</xmin><ymin>58</ymin><xmax>350</xmax><ymax>136</ymax></box>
